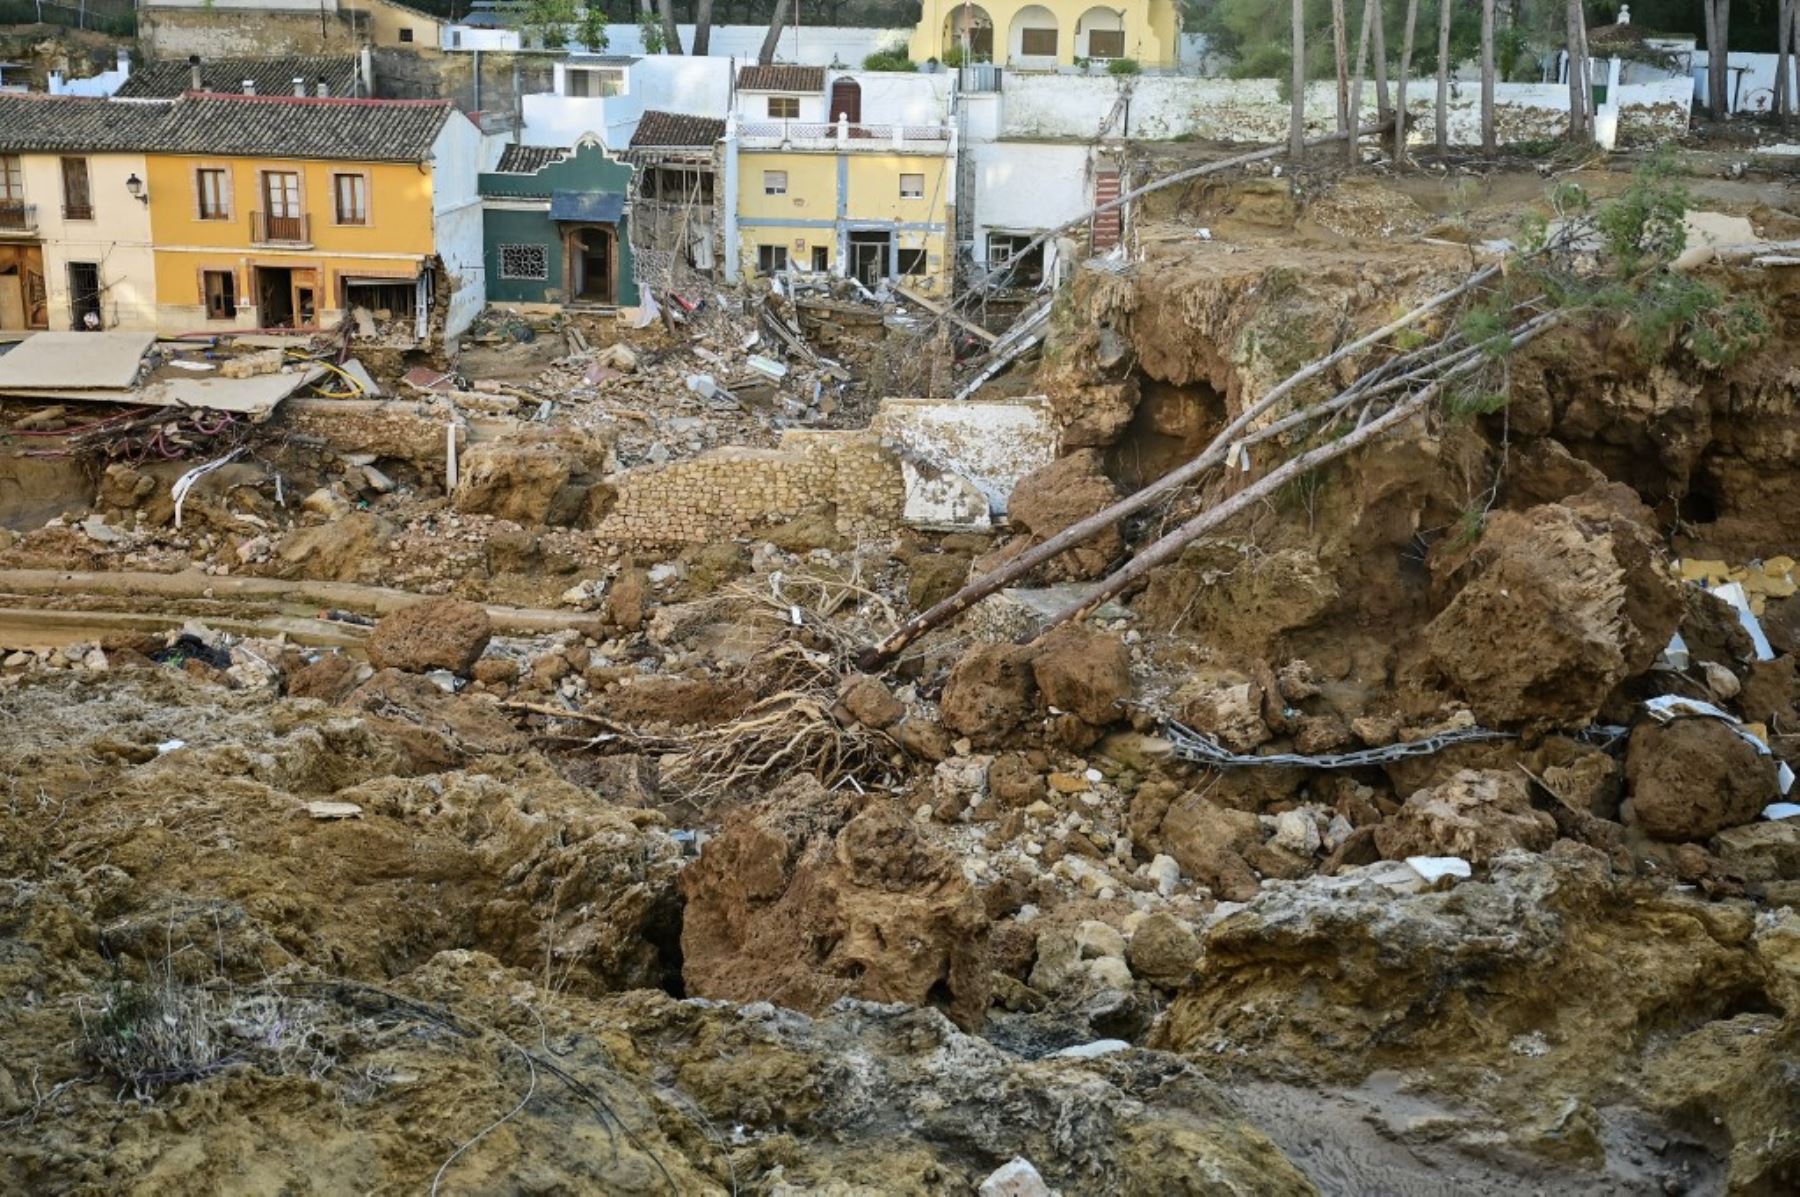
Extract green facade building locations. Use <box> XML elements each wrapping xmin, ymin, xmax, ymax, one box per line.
<box><xmin>479</xmin><ymin>139</ymin><xmax>639</xmax><ymax>308</ymax></box>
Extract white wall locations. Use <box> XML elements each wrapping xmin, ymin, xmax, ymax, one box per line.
<box><xmin>443</xmin><ymin>26</ymin><xmax>521</xmax><ymax>51</ymax></box>
<box><xmin>738</xmin><ymin>89</ymin><xmax>827</xmax><ymax>122</ymax></box>
<box><xmin>431</xmin><ymin>114</ymin><xmax>487</xmax><ymax>338</ymax></box>
<box><xmin>833</xmin><ymin>70</ymin><xmax>952</xmax><ymax>124</ymax></box>
<box><xmin>970</xmin><ymin>141</ymin><xmax>1094</xmax><ymax>266</ymax></box>
<box><xmin>141</xmin><ymin>0</ymin><xmax>339</xmax><ymax>7</ymax></box>
<box><xmin>569</xmin><ymin>23</ymin><xmax>911</xmax><ymax>66</ymax></box>
<box><xmin>23</xmin><ymin>152</ymin><xmax>157</xmax><ymax>331</ymax></box>
<box><xmin>524</xmin><ymin>55</ymin><xmax>731</xmax><ymax>149</ymax></box>
<box><xmin>989</xmin><ymin>74</ymin><xmax>1691</xmax><ymax>147</ymax></box>
<box><xmin>1694</xmin><ymin>52</ymin><xmax>1800</xmax><ymax>115</ymax></box>
<box><xmin>49</xmin><ymin>51</ymin><xmax>133</xmax><ymax>98</ymax></box>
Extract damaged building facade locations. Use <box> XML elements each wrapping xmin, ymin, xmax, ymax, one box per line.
<box><xmin>479</xmin><ymin>139</ymin><xmax>640</xmax><ymax>310</ymax></box>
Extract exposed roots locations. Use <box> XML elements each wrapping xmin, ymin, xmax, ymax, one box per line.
<box><xmin>659</xmin><ymin>690</ymin><xmax>900</xmax><ymax>804</ymax></box>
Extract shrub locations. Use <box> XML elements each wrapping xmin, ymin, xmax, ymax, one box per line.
<box><xmin>863</xmin><ymin>46</ymin><xmax>915</xmax><ymax>72</ymax></box>
<box><xmin>1107</xmin><ymin>57</ymin><xmax>1142</xmax><ymax>77</ymax></box>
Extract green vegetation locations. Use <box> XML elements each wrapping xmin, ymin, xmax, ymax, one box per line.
<box><xmin>863</xmin><ymin>45</ymin><xmax>916</xmax><ymax>72</ymax></box>
<box><xmin>1107</xmin><ymin>57</ymin><xmax>1143</xmax><ymax>77</ymax></box>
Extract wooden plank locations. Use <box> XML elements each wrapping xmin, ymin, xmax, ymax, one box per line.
<box><xmin>896</xmin><ymin>284</ymin><xmax>999</xmax><ymax>345</ymax></box>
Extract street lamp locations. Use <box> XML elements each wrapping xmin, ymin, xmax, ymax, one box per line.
<box><xmin>125</xmin><ymin>174</ymin><xmax>147</xmax><ymax>204</ymax></box>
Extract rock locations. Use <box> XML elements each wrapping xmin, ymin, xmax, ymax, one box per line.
<box><xmin>761</xmin><ymin>504</ymin><xmax>849</xmax><ymax>553</ymax></box>
<box><xmin>1006</xmin><ymin>449</ymin><xmax>1124</xmax><ymax>581</ymax></box>
<box><xmin>452</xmin><ymin>439</ymin><xmax>577</xmax><ymax>525</ymax></box>
<box><xmin>1075</xmin><ymin>919</ymin><xmax>1127</xmax><ymax>961</ymax></box>
<box><xmin>1158</xmin><ymin>795</ymin><xmax>1262</xmax><ymax>876</ymax></box>
<box><xmin>1625</xmin><ymin>719</ymin><xmax>1778</xmax><ymax>842</ymax></box>
<box><xmin>301</xmin><ymin>486</ymin><xmax>352</xmax><ymax>519</ymax></box>
<box><xmin>1171</xmin><ymin>670</ymin><xmax>1269</xmax><ymax>753</ymax></box>
<box><xmin>1739</xmin><ymin>656</ymin><xmax>1800</xmax><ymax>728</ymax></box>
<box><xmin>939</xmin><ymin>643</ymin><xmax>1038</xmax><ymax>745</ymax></box>
<box><xmin>1088</xmin><ymin>955</ymin><xmax>1134</xmax><ymax>990</ymax></box>
<box><xmin>1374</xmin><ymin>770</ymin><xmax>1558</xmax><ymax>865</ymax></box>
<box><xmin>987</xmin><ymin>753</ymin><xmax>1047</xmax><ymax>808</ymax></box>
<box><xmin>287</xmin><ymin>654</ymin><xmax>364</xmax><ymax>703</ymax></box>
<box><xmin>366</xmin><ymin>598</ymin><xmax>493</xmax><ymax>675</ymax></box>
<box><xmin>1097</xmin><ymin>731</ymin><xmax>1173</xmax><ymax>771</ymax></box>
<box><xmin>1701</xmin><ymin>660</ymin><xmax>1742</xmax><ymax>701</ymax></box>
<box><xmin>1709</xmin><ymin>821</ymin><xmax>1800</xmax><ymax>883</ymax></box>
<box><xmin>838</xmin><ymin>674</ymin><xmax>904</xmax><ymax>730</ymax></box>
<box><xmin>1272</xmin><ymin>808</ymin><xmax>1323</xmax><ymax>856</ymax></box>
<box><xmin>275</xmin><ymin>513</ymin><xmax>393</xmax><ymax>583</ymax></box>
<box><xmin>907</xmin><ymin>552</ymin><xmax>971</xmax><ymax>611</ymax></box>
<box><xmin>979</xmin><ymin>1158</ymin><xmax>1052</xmax><ymax>1197</ymax></box>
<box><xmin>1425</xmin><ymin>500</ymin><xmax>1684</xmax><ymax>725</ymax></box>
<box><xmin>1128</xmin><ymin>911</ymin><xmax>1201</xmax><ymax>988</ymax></box>
<box><xmin>604</xmin><ymin>565</ymin><xmax>648</xmax><ymax>631</ymax></box>
<box><xmin>471</xmin><ymin>657</ymin><xmax>520</xmax><ymax>686</ymax></box>
<box><xmin>679</xmin><ymin>781</ymin><xmax>990</xmax><ymax>1029</ymax></box>
<box><xmin>1765</xmin><ymin>594</ymin><xmax>1800</xmax><ymax>657</ymax></box>
<box><xmin>1031</xmin><ymin>625</ymin><xmax>1131</xmax><ymax>726</ymax></box>
<box><xmin>896</xmin><ymin>715</ymin><xmax>953</xmax><ymax>762</ymax></box>
<box><xmin>1146</xmin><ymin>853</ymin><xmax>1181</xmax><ymax>897</ymax></box>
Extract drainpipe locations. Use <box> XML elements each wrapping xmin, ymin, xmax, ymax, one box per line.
<box><xmin>722</xmin><ymin>115</ymin><xmax>740</xmax><ymax>284</ymax></box>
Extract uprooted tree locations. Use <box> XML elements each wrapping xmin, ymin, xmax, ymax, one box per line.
<box><xmin>859</xmin><ymin>154</ymin><xmax>1769</xmax><ymax>671</ymax></box>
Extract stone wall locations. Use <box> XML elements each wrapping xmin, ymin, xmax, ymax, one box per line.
<box><xmin>139</xmin><ymin>8</ymin><xmax>361</xmax><ymax>58</ymax></box>
<box><xmin>592</xmin><ymin>433</ymin><xmax>904</xmax><ymax>546</ymax></box>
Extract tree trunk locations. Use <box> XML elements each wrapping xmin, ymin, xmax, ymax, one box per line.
<box><xmin>1480</xmin><ymin>0</ymin><xmax>1496</xmax><ymax>151</ymax></box>
<box><xmin>1566</xmin><ymin>0</ymin><xmax>1588</xmax><ymax>140</ymax></box>
<box><xmin>1395</xmin><ymin>0</ymin><xmax>1419</xmax><ymax>164</ymax></box>
<box><xmin>691</xmin><ymin>0</ymin><xmax>713</xmax><ymax>55</ymax></box>
<box><xmin>658</xmin><ymin>0</ymin><xmax>684</xmax><ymax>53</ymax></box>
<box><xmin>758</xmin><ymin>0</ymin><xmax>790</xmax><ymax>65</ymax></box>
<box><xmin>1348</xmin><ymin>0</ymin><xmax>1374</xmax><ymax>163</ymax></box>
<box><xmin>1371</xmin><ymin>0</ymin><xmax>1393</xmax><ymax>129</ymax></box>
<box><xmin>1291</xmin><ymin>0</ymin><xmax>1308</xmax><ymax>156</ymax></box>
<box><xmin>1777</xmin><ymin>0</ymin><xmax>1792</xmax><ymax>118</ymax></box>
<box><xmin>1703</xmin><ymin>0</ymin><xmax>1730</xmax><ymax>118</ymax></box>
<box><xmin>1332</xmin><ymin>0</ymin><xmax>1352</xmax><ymax>133</ymax></box>
<box><xmin>1434</xmin><ymin>0</ymin><xmax>1451</xmax><ymax>153</ymax></box>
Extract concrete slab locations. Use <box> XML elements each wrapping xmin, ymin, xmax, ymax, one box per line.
<box><xmin>0</xmin><ymin>365</ymin><xmax>323</xmax><ymax>417</ymax></box>
<box><xmin>0</xmin><ymin>331</ymin><xmax>155</xmax><ymax>391</ymax></box>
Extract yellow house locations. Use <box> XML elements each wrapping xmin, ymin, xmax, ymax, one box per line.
<box><xmin>909</xmin><ymin>0</ymin><xmax>1181</xmax><ymax>70</ymax></box>
<box><xmin>143</xmin><ymin>91</ymin><xmax>486</xmax><ymax>339</ymax></box>
<box><xmin>727</xmin><ymin>66</ymin><xmax>957</xmax><ymax>294</ymax></box>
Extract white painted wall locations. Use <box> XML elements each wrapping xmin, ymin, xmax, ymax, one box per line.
<box><xmin>476</xmin><ymin>23</ymin><xmax>911</xmax><ymax>66</ymax></box>
<box><xmin>1694</xmin><ymin>52</ymin><xmax>1800</xmax><ymax>115</ymax></box>
<box><xmin>443</xmin><ymin>26</ymin><xmax>520</xmax><ymax>51</ymax></box>
<box><xmin>989</xmin><ymin>74</ymin><xmax>1691</xmax><ymax>146</ymax></box>
<box><xmin>833</xmin><ymin>71</ymin><xmax>953</xmax><ymax>124</ymax></box>
<box><xmin>142</xmin><ymin>0</ymin><xmax>339</xmax><ymax>7</ymax></box>
<box><xmin>969</xmin><ymin>140</ymin><xmax>1093</xmax><ymax>267</ymax></box>
<box><xmin>524</xmin><ymin>55</ymin><xmax>731</xmax><ymax>149</ymax></box>
<box><xmin>48</xmin><ymin>51</ymin><xmax>133</xmax><ymax>98</ymax></box>
<box><xmin>737</xmin><ymin>89</ymin><xmax>827</xmax><ymax>123</ymax></box>
<box><xmin>430</xmin><ymin>114</ymin><xmax>487</xmax><ymax>338</ymax></box>
<box><xmin>20</xmin><ymin>152</ymin><xmax>157</xmax><ymax>331</ymax></box>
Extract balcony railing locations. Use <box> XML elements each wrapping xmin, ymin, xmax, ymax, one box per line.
<box><xmin>735</xmin><ymin>118</ymin><xmax>954</xmax><ymax>152</ymax></box>
<box><xmin>0</xmin><ymin>201</ymin><xmax>35</xmax><ymax>232</ymax></box>
<box><xmin>63</xmin><ymin>202</ymin><xmax>93</xmax><ymax>221</ymax></box>
<box><xmin>252</xmin><ymin>211</ymin><xmax>311</xmax><ymax>246</ymax></box>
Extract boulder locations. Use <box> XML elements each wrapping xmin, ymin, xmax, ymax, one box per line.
<box><xmin>987</xmin><ymin>752</ymin><xmax>1047</xmax><ymax>808</ymax></box>
<box><xmin>679</xmin><ymin>781</ymin><xmax>990</xmax><ymax>1029</ymax></box>
<box><xmin>1374</xmin><ymin>770</ymin><xmax>1558</xmax><ymax>866</ymax></box>
<box><xmin>453</xmin><ymin>439</ymin><xmax>578</xmax><ymax>525</ymax></box>
<box><xmin>1171</xmin><ymin>670</ymin><xmax>1270</xmax><ymax>753</ymax></box>
<box><xmin>1425</xmin><ymin>499</ymin><xmax>1684</xmax><ymax>725</ymax></box>
<box><xmin>940</xmin><ymin>643</ymin><xmax>1038</xmax><ymax>745</ymax></box>
<box><xmin>1006</xmin><ymin>449</ymin><xmax>1123</xmax><ymax>581</ymax></box>
<box><xmin>365</xmin><ymin>598</ymin><xmax>492</xmax><ymax>675</ymax></box>
<box><xmin>286</xmin><ymin>654</ymin><xmax>363</xmax><ymax>703</ymax></box>
<box><xmin>604</xmin><ymin>566</ymin><xmax>649</xmax><ymax>631</ymax></box>
<box><xmin>1157</xmin><ymin>795</ymin><xmax>1264</xmax><ymax>901</ymax></box>
<box><xmin>275</xmin><ymin>512</ymin><xmax>393</xmax><ymax>583</ymax></box>
<box><xmin>907</xmin><ymin>552</ymin><xmax>971</xmax><ymax>611</ymax></box>
<box><xmin>1709</xmin><ymin>820</ymin><xmax>1800</xmax><ymax>883</ymax></box>
<box><xmin>1127</xmin><ymin>912</ymin><xmax>1202</xmax><ymax>988</ymax></box>
<box><xmin>838</xmin><ymin>674</ymin><xmax>905</xmax><ymax>730</ymax></box>
<box><xmin>1625</xmin><ymin>719</ymin><xmax>1779</xmax><ymax>842</ymax></box>
<box><xmin>1031</xmin><ymin>625</ymin><xmax>1131</xmax><ymax>727</ymax></box>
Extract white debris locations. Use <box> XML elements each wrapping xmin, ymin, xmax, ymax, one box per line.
<box><xmin>1765</xmin><ymin>802</ymin><xmax>1800</xmax><ymax>821</ymax></box>
<box><xmin>1709</xmin><ymin>581</ymin><xmax>1775</xmax><ymax>661</ymax></box>
<box><xmin>155</xmin><ymin>739</ymin><xmax>185</xmax><ymax>755</ymax></box>
<box><xmin>1272</xmin><ymin>808</ymin><xmax>1323</xmax><ymax>856</ymax></box>
<box><xmin>978</xmin><ymin>1157</ymin><xmax>1053</xmax><ymax>1197</ymax></box>
<box><xmin>1405</xmin><ymin>856</ymin><xmax>1473</xmax><ymax>884</ymax></box>
<box><xmin>1658</xmin><ymin>631</ymin><xmax>1690</xmax><ymax>671</ymax></box>
<box><xmin>1146</xmin><ymin>853</ymin><xmax>1181</xmax><ymax>897</ymax></box>
<box><xmin>1050</xmin><ymin>1039</ymin><xmax>1131</xmax><ymax>1060</ymax></box>
<box><xmin>306</xmin><ymin>801</ymin><xmax>363</xmax><ymax>820</ymax></box>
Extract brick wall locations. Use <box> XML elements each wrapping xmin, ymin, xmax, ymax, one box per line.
<box><xmin>140</xmin><ymin>9</ymin><xmax>360</xmax><ymax>59</ymax></box>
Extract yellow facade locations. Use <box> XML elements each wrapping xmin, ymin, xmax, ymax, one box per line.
<box><xmin>145</xmin><ymin>153</ymin><xmax>436</xmax><ymax>331</ymax></box>
<box><xmin>910</xmin><ymin>0</ymin><xmax>1180</xmax><ymax>69</ymax></box>
<box><xmin>736</xmin><ymin>148</ymin><xmax>954</xmax><ymax>294</ymax></box>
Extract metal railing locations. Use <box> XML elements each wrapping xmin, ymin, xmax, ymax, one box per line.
<box><xmin>252</xmin><ymin>211</ymin><xmax>310</xmax><ymax>245</ymax></box>
<box><xmin>0</xmin><ymin>201</ymin><xmax>35</xmax><ymax>232</ymax></box>
<box><xmin>62</xmin><ymin>202</ymin><xmax>93</xmax><ymax>221</ymax></box>
<box><xmin>735</xmin><ymin>119</ymin><xmax>954</xmax><ymax>149</ymax></box>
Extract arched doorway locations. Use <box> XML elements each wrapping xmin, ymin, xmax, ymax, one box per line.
<box><xmin>565</xmin><ymin>224</ymin><xmax>616</xmax><ymax>304</ymax></box>
<box><xmin>1075</xmin><ymin>6</ymin><xmax>1126</xmax><ymax>60</ymax></box>
<box><xmin>1008</xmin><ymin>5</ymin><xmax>1060</xmax><ymax>67</ymax></box>
<box><xmin>941</xmin><ymin>3</ymin><xmax>994</xmax><ymax>62</ymax></box>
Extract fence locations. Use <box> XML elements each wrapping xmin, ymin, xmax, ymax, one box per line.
<box><xmin>0</xmin><ymin>0</ymin><xmax>136</xmax><ymax>35</ymax></box>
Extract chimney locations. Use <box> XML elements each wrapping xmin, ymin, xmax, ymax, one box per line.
<box><xmin>242</xmin><ymin>79</ymin><xmax>256</xmax><ymax>95</ymax></box>
<box><xmin>189</xmin><ymin>55</ymin><xmax>202</xmax><ymax>92</ymax></box>
<box><xmin>116</xmin><ymin>48</ymin><xmax>130</xmax><ymax>77</ymax></box>
<box><xmin>359</xmin><ymin>44</ymin><xmax>374</xmax><ymax>98</ymax></box>
<box><xmin>293</xmin><ymin>77</ymin><xmax>306</xmax><ymax>97</ymax></box>
<box><xmin>316</xmin><ymin>77</ymin><xmax>329</xmax><ymax>98</ymax></box>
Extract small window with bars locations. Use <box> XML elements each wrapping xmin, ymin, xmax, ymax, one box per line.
<box><xmin>499</xmin><ymin>243</ymin><xmax>549</xmax><ymax>280</ymax></box>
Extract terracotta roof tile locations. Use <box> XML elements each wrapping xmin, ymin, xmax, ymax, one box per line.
<box><xmin>0</xmin><ymin>95</ymin><xmax>174</xmax><ymax>154</ymax></box>
<box><xmin>116</xmin><ymin>56</ymin><xmax>359</xmax><ymax>100</ymax></box>
<box><xmin>736</xmin><ymin>65</ymin><xmax>825</xmax><ymax>92</ymax></box>
<box><xmin>495</xmin><ymin>144</ymin><xmax>569</xmax><ymax>173</ymax></box>
<box><xmin>628</xmin><ymin>110</ymin><xmax>724</xmax><ymax>149</ymax></box>
<box><xmin>157</xmin><ymin>93</ymin><xmax>455</xmax><ymax>161</ymax></box>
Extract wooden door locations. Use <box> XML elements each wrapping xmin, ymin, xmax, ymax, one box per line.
<box><xmin>262</xmin><ymin>172</ymin><xmax>302</xmax><ymax>241</ymax></box>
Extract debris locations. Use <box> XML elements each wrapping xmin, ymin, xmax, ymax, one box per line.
<box><xmin>170</xmin><ymin>449</ymin><xmax>248</xmax><ymax>529</ymax></box>
<box><xmin>1405</xmin><ymin>856</ymin><xmax>1473</xmax><ymax>884</ymax></box>
<box><xmin>306</xmin><ymin>801</ymin><xmax>364</xmax><ymax>820</ymax></box>
<box><xmin>1710</xmin><ymin>581</ymin><xmax>1776</xmax><ymax>661</ymax></box>
<box><xmin>978</xmin><ymin>1159</ymin><xmax>1052</xmax><ymax>1197</ymax></box>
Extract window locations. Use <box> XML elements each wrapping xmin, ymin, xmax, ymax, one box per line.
<box><xmin>499</xmin><ymin>243</ymin><xmax>549</xmax><ymax>280</ymax></box>
<box><xmin>0</xmin><ymin>155</ymin><xmax>20</xmax><ymax>202</ymax></box>
<box><xmin>260</xmin><ymin>170</ymin><xmax>303</xmax><ymax>242</ymax></box>
<box><xmin>333</xmin><ymin>173</ymin><xmax>368</xmax><ymax>225</ymax></box>
<box><xmin>565</xmin><ymin>67</ymin><xmax>626</xmax><ymax>98</ymax></box>
<box><xmin>398</xmin><ymin>28</ymin><xmax>414</xmax><ymax>43</ymax></box>
<box><xmin>1088</xmin><ymin>30</ymin><xmax>1125</xmax><ymax>58</ymax></box>
<box><xmin>763</xmin><ymin>170</ymin><xmax>787</xmax><ymax>196</ymax></box>
<box><xmin>900</xmin><ymin>173</ymin><xmax>924</xmax><ymax>199</ymax></box>
<box><xmin>203</xmin><ymin>270</ymin><xmax>236</xmax><ymax>321</ymax></box>
<box><xmin>767</xmin><ymin>96</ymin><xmax>800</xmax><ymax>119</ymax></box>
<box><xmin>1020</xmin><ymin>28</ymin><xmax>1057</xmax><ymax>56</ymax></box>
<box><xmin>195</xmin><ymin>168</ymin><xmax>228</xmax><ymax>220</ymax></box>
<box><xmin>61</xmin><ymin>157</ymin><xmax>92</xmax><ymax>220</ymax></box>
<box><xmin>757</xmin><ymin>244</ymin><xmax>788</xmax><ymax>274</ymax></box>
<box><xmin>898</xmin><ymin>248</ymin><xmax>928</xmax><ymax>276</ymax></box>
<box><xmin>987</xmin><ymin>232</ymin><xmax>1045</xmax><ymax>285</ymax></box>
<box><xmin>811</xmin><ymin>246</ymin><xmax>829</xmax><ymax>271</ymax></box>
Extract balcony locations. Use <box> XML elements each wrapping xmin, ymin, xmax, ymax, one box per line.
<box><xmin>63</xmin><ymin>203</ymin><xmax>93</xmax><ymax>221</ymax></box>
<box><xmin>734</xmin><ymin>118</ymin><xmax>954</xmax><ymax>153</ymax></box>
<box><xmin>0</xmin><ymin>201</ymin><xmax>35</xmax><ymax>234</ymax></box>
<box><xmin>251</xmin><ymin>211</ymin><xmax>311</xmax><ymax>247</ymax></box>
